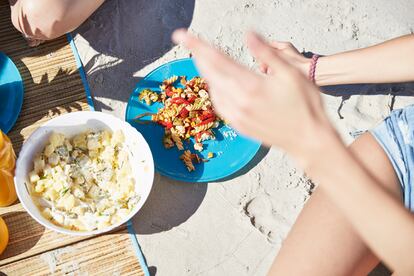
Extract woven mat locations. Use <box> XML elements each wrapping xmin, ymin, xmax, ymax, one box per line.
<box><xmin>0</xmin><ymin>1</ymin><xmax>144</xmax><ymax>275</ymax></box>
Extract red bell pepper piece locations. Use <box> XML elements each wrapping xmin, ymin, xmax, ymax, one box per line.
<box><xmin>179</xmin><ymin>107</ymin><xmax>189</xmax><ymax>118</ymax></box>
<box><xmin>158</xmin><ymin>120</ymin><xmax>173</xmax><ymax>129</ymax></box>
<box><xmin>187</xmin><ymin>95</ymin><xmax>197</xmax><ymax>103</ymax></box>
<box><xmin>171</xmin><ymin>97</ymin><xmax>190</xmax><ymax>105</ymax></box>
<box><xmin>197</xmin><ymin>117</ymin><xmax>216</xmax><ymax>126</ymax></box>
<box><xmin>165</xmin><ymin>87</ymin><xmax>174</xmax><ymax>97</ymax></box>
<box><xmin>199</xmin><ymin>111</ymin><xmax>214</xmax><ymax>121</ymax></box>
<box><xmin>195</xmin><ymin>132</ymin><xmax>203</xmax><ymax>142</ymax></box>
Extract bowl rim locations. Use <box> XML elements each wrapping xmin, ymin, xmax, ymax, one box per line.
<box><xmin>14</xmin><ymin>111</ymin><xmax>154</xmax><ymax>236</ymax></box>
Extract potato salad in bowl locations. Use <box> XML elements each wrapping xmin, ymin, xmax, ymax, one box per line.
<box><xmin>14</xmin><ymin>111</ymin><xmax>154</xmax><ymax>236</ymax></box>
<box><xmin>29</xmin><ymin>130</ymin><xmax>139</xmax><ymax>231</ymax></box>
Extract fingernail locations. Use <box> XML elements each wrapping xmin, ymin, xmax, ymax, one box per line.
<box><xmin>172</xmin><ymin>29</ymin><xmax>188</xmax><ymax>44</ymax></box>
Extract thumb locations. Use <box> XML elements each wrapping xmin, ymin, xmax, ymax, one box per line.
<box><xmin>246</xmin><ymin>32</ymin><xmax>289</xmax><ymax>72</ymax></box>
<box><xmin>270</xmin><ymin>40</ymin><xmax>294</xmax><ymax>50</ymax></box>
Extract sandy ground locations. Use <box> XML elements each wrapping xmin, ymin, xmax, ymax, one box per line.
<box><xmin>73</xmin><ymin>0</ymin><xmax>414</xmax><ymax>275</ymax></box>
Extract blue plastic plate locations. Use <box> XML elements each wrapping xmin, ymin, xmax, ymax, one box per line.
<box><xmin>0</xmin><ymin>52</ymin><xmax>24</xmax><ymax>133</ymax></box>
<box><xmin>125</xmin><ymin>58</ymin><xmax>261</xmax><ymax>182</ymax></box>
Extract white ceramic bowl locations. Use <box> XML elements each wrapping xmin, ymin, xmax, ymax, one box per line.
<box><xmin>14</xmin><ymin>111</ymin><xmax>154</xmax><ymax>236</ymax></box>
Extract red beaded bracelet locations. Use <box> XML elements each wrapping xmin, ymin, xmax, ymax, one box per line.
<box><xmin>308</xmin><ymin>54</ymin><xmax>319</xmax><ymax>83</ymax></box>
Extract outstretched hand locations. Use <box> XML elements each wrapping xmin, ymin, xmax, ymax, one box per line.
<box><xmin>172</xmin><ymin>29</ymin><xmax>335</xmax><ymax>162</ymax></box>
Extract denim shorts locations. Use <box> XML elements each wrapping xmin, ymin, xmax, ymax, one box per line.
<box><xmin>370</xmin><ymin>105</ymin><xmax>414</xmax><ymax>211</ymax></box>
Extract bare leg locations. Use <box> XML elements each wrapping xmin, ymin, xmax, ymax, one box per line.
<box><xmin>269</xmin><ymin>133</ymin><xmax>402</xmax><ymax>275</ymax></box>
<box><xmin>9</xmin><ymin>0</ymin><xmax>105</xmax><ymax>43</ymax></box>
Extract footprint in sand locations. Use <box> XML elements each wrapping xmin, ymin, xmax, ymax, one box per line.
<box><xmin>245</xmin><ymin>194</ymin><xmax>290</xmax><ymax>244</ymax></box>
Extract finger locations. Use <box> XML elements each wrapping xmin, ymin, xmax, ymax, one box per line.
<box><xmin>172</xmin><ymin>29</ymin><xmax>248</xmax><ymax>80</ymax></box>
<box><xmin>246</xmin><ymin>32</ymin><xmax>290</xmax><ymax>72</ymax></box>
<box><xmin>172</xmin><ymin>29</ymin><xmax>226</xmax><ymax>83</ymax></box>
<box><xmin>173</xmin><ymin>29</ymin><xmax>259</xmax><ymax>102</ymax></box>
<box><xmin>270</xmin><ymin>41</ymin><xmax>292</xmax><ymax>49</ymax></box>
<box><xmin>259</xmin><ymin>42</ymin><xmax>282</xmax><ymax>74</ymax></box>
<box><xmin>270</xmin><ymin>41</ymin><xmax>279</xmax><ymax>48</ymax></box>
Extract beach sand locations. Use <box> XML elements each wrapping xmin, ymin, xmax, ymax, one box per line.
<box><xmin>73</xmin><ymin>0</ymin><xmax>414</xmax><ymax>275</ymax></box>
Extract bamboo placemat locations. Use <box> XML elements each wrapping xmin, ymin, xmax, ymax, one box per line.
<box><xmin>0</xmin><ymin>1</ymin><xmax>144</xmax><ymax>275</ymax></box>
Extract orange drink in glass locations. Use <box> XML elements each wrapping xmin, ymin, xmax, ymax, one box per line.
<box><xmin>0</xmin><ymin>217</ymin><xmax>8</xmax><ymax>255</ymax></box>
<box><xmin>0</xmin><ymin>130</ymin><xmax>17</xmax><ymax>207</ymax></box>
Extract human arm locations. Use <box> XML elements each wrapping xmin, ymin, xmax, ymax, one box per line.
<box><xmin>172</xmin><ymin>30</ymin><xmax>414</xmax><ymax>274</ymax></box>
<box><xmin>9</xmin><ymin>0</ymin><xmax>105</xmax><ymax>41</ymax></box>
<box><xmin>261</xmin><ymin>34</ymin><xmax>414</xmax><ymax>85</ymax></box>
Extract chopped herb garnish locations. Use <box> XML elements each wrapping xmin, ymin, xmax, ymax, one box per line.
<box><xmin>61</xmin><ymin>187</ymin><xmax>70</xmax><ymax>196</ymax></box>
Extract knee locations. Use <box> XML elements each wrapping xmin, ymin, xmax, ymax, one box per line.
<box><xmin>11</xmin><ymin>0</ymin><xmax>67</xmax><ymax>40</ymax></box>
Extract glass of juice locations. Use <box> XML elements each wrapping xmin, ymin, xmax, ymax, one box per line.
<box><xmin>0</xmin><ymin>130</ymin><xmax>17</xmax><ymax>207</ymax></box>
<box><xmin>0</xmin><ymin>217</ymin><xmax>8</xmax><ymax>255</ymax></box>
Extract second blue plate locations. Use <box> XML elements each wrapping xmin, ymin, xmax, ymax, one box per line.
<box><xmin>0</xmin><ymin>52</ymin><xmax>24</xmax><ymax>133</ymax></box>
